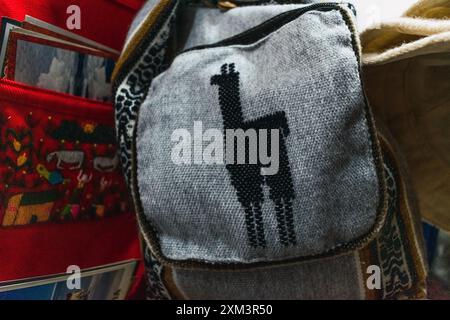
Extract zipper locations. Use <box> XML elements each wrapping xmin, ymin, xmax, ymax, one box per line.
<box><xmin>113</xmin><ymin>2</ymin><xmax>343</xmax><ymax>88</ymax></box>
<box><xmin>181</xmin><ymin>2</ymin><xmax>341</xmax><ymax>54</ymax></box>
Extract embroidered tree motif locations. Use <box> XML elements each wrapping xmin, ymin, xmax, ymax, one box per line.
<box><xmin>211</xmin><ymin>63</ymin><xmax>296</xmax><ymax>248</ymax></box>
<box><xmin>5</xmin><ymin>128</ymin><xmax>33</xmax><ymax>171</ymax></box>
<box><xmin>1</xmin><ymin>128</ymin><xmax>42</xmax><ymax>190</ymax></box>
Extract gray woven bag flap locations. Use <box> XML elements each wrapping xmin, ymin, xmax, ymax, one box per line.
<box><xmin>115</xmin><ymin>2</ymin><xmax>387</xmax><ymax>268</ymax></box>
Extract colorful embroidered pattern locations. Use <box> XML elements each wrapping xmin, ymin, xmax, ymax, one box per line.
<box><xmin>359</xmin><ymin>142</ymin><xmax>427</xmax><ymax>300</ymax></box>
<box><xmin>0</xmin><ymin>111</ymin><xmax>131</xmax><ymax>227</ymax></box>
<box><xmin>211</xmin><ymin>63</ymin><xmax>296</xmax><ymax>248</ymax></box>
<box><xmin>377</xmin><ymin>160</ymin><xmax>411</xmax><ymax>297</ymax></box>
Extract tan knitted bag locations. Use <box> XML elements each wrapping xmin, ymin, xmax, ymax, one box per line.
<box><xmin>362</xmin><ymin>0</ymin><xmax>450</xmax><ymax>232</ymax></box>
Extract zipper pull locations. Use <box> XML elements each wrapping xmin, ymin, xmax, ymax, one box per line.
<box><xmin>217</xmin><ymin>1</ymin><xmax>237</xmax><ymax>10</ymax></box>
<box><xmin>201</xmin><ymin>0</ymin><xmax>237</xmax><ymax>10</ymax></box>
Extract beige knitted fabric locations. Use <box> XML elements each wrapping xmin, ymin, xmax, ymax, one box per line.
<box><xmin>361</xmin><ymin>0</ymin><xmax>450</xmax><ymax>65</ymax></box>
<box><xmin>362</xmin><ymin>0</ymin><xmax>450</xmax><ymax>231</ymax></box>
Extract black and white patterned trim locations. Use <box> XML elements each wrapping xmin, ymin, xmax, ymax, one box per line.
<box><xmin>377</xmin><ymin>160</ymin><xmax>414</xmax><ymax>299</ymax></box>
<box><xmin>115</xmin><ymin>5</ymin><xmax>178</xmax><ymax>185</ymax></box>
<box><xmin>144</xmin><ymin>247</ymin><xmax>171</xmax><ymax>300</ymax></box>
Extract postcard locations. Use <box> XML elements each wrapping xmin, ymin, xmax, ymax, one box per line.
<box><xmin>4</xmin><ymin>28</ymin><xmax>115</xmax><ymax>101</ymax></box>
<box><xmin>0</xmin><ymin>17</ymin><xmax>21</xmax><ymax>76</ymax></box>
<box><xmin>0</xmin><ymin>260</ymin><xmax>137</xmax><ymax>300</ymax></box>
<box><xmin>22</xmin><ymin>15</ymin><xmax>120</xmax><ymax>56</ymax></box>
<box><xmin>23</xmin><ymin>15</ymin><xmax>120</xmax><ymax>56</ymax></box>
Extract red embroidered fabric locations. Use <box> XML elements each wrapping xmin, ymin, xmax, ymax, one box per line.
<box><xmin>0</xmin><ymin>79</ymin><xmax>144</xmax><ymax>298</ymax></box>
<box><xmin>2</xmin><ymin>0</ymin><xmax>143</xmax><ymax>51</ymax></box>
<box><xmin>0</xmin><ymin>0</ymin><xmax>146</xmax><ymax>299</ymax></box>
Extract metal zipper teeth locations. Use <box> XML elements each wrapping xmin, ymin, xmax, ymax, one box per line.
<box><xmin>180</xmin><ymin>2</ymin><xmax>340</xmax><ymax>54</ymax></box>
<box><xmin>114</xmin><ymin>2</ymin><xmax>340</xmax><ymax>90</ymax></box>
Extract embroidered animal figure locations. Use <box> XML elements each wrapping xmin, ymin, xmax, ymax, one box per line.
<box><xmin>61</xmin><ymin>170</ymin><xmax>93</xmax><ymax>220</ymax></box>
<box><xmin>2</xmin><ymin>190</ymin><xmax>58</xmax><ymax>226</ymax></box>
<box><xmin>91</xmin><ymin>177</ymin><xmax>111</xmax><ymax>218</ymax></box>
<box><xmin>93</xmin><ymin>153</ymin><xmax>119</xmax><ymax>172</ymax></box>
<box><xmin>47</xmin><ymin>150</ymin><xmax>84</xmax><ymax>170</ymax></box>
<box><xmin>76</xmin><ymin>170</ymin><xmax>93</xmax><ymax>188</ymax></box>
<box><xmin>211</xmin><ymin>63</ymin><xmax>296</xmax><ymax>248</ymax></box>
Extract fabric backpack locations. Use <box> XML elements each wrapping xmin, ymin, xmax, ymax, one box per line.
<box><xmin>113</xmin><ymin>0</ymin><xmax>428</xmax><ymax>299</ymax></box>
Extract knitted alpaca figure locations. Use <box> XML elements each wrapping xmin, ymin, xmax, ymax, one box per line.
<box><xmin>211</xmin><ymin>63</ymin><xmax>296</xmax><ymax>248</ymax></box>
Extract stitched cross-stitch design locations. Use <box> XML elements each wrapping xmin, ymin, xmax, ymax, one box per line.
<box><xmin>359</xmin><ymin>146</ymin><xmax>426</xmax><ymax>300</ymax></box>
<box><xmin>211</xmin><ymin>63</ymin><xmax>296</xmax><ymax>248</ymax></box>
<box><xmin>375</xmin><ymin>159</ymin><xmax>415</xmax><ymax>299</ymax></box>
<box><xmin>0</xmin><ymin>110</ymin><xmax>131</xmax><ymax>227</ymax></box>
<box><xmin>47</xmin><ymin>150</ymin><xmax>85</xmax><ymax>170</ymax></box>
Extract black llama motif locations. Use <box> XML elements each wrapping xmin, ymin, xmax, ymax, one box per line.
<box><xmin>211</xmin><ymin>63</ymin><xmax>296</xmax><ymax>248</ymax></box>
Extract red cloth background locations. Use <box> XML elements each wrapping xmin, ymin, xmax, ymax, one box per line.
<box><xmin>0</xmin><ymin>0</ymin><xmax>146</xmax><ymax>299</ymax></box>
<box><xmin>1</xmin><ymin>0</ymin><xmax>144</xmax><ymax>51</ymax></box>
